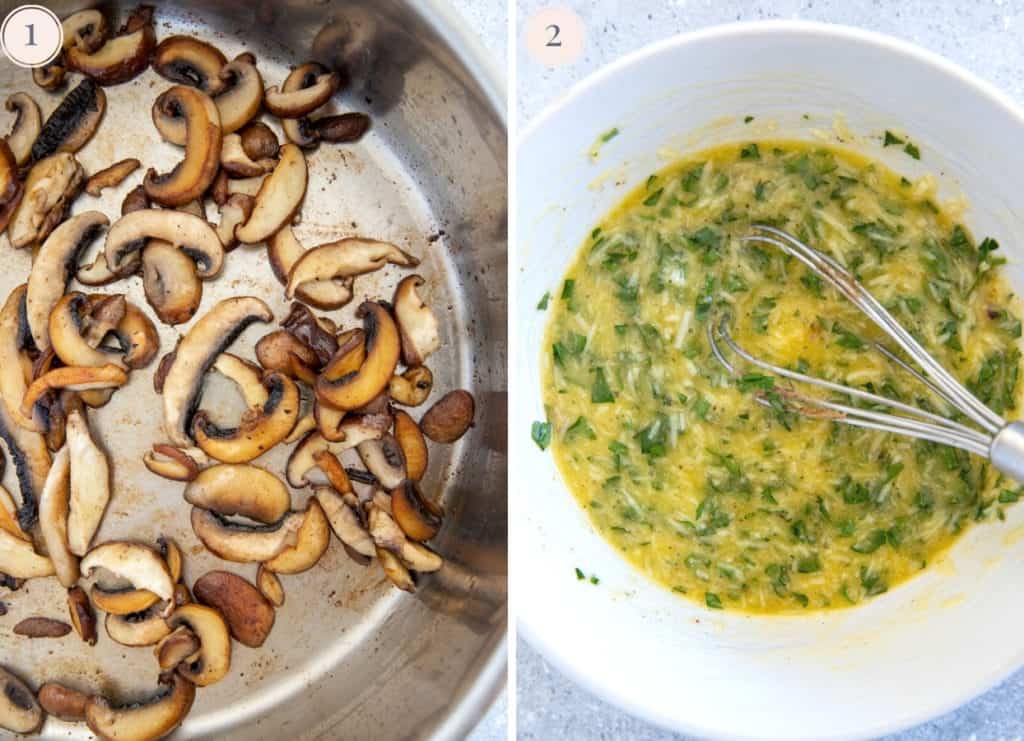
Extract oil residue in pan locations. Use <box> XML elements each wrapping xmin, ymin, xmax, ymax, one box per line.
<box><xmin>0</xmin><ymin>1</ymin><xmax>507</xmax><ymax>738</ymax></box>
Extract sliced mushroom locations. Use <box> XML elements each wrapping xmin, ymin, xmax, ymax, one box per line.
<box><xmin>104</xmin><ymin>604</ymin><xmax>171</xmax><ymax>646</ymax></box>
<box><xmin>190</xmin><ymin>507</ymin><xmax>303</xmax><ymax>563</ymax></box>
<box><xmin>391</xmin><ymin>480</ymin><xmax>441</xmax><ymax>542</ymax></box>
<box><xmin>192</xmin><ymin>371</ymin><xmax>300</xmax><ymax>463</ymax></box>
<box><xmin>14</xmin><ymin>615</ymin><xmax>72</xmax><ymax>637</ymax></box>
<box><xmin>214</xmin><ymin>60</ymin><xmax>264</xmax><ymax>135</ymax></box>
<box><xmin>38</xmin><ymin>681</ymin><xmax>89</xmax><ymax>722</ymax></box>
<box><xmin>4</xmin><ymin>93</ymin><xmax>41</xmax><ymax>166</ymax></box>
<box><xmin>86</xmin><ymin>673</ymin><xmax>195</xmax><ymax>741</ymax></box>
<box><xmin>318</xmin><ymin>328</ymin><xmax>364</xmax><ymax>382</ymax></box>
<box><xmin>286</xmin><ymin>238</ymin><xmax>418</xmax><ymax>300</ymax></box>
<box><xmin>113</xmin><ymin>301</ymin><xmax>160</xmax><ymax>368</ymax></box>
<box><xmin>283</xmin><ymin>406</ymin><xmax>316</xmax><ymax>444</ymax></box>
<box><xmin>267</xmin><ymin>224</ymin><xmax>304</xmax><ymax>285</ymax></box>
<box><xmin>215</xmin><ymin>192</ymin><xmax>255</xmax><ymax>250</ymax></box>
<box><xmin>386</xmin><ymin>366</ymin><xmax>432</xmax><ymax>407</ymax></box>
<box><xmin>239</xmin><ymin>121</ymin><xmax>279</xmax><ymax>160</ymax></box>
<box><xmin>285</xmin><ymin>427</ymin><xmax>384</xmax><ymax>488</ymax></box>
<box><xmin>213</xmin><ymin>353</ymin><xmax>269</xmax><ymax>408</ymax></box>
<box><xmin>234</xmin><ymin>143</ymin><xmax>306</xmax><ymax>244</ymax></box>
<box><xmin>33</xmin><ymin>63</ymin><xmax>65</xmax><ymax>92</ymax></box>
<box><xmin>315</xmin><ymin>486</ymin><xmax>375</xmax><ymax>558</ymax></box>
<box><xmin>420</xmin><ymin>390</ymin><xmax>475</xmax><ymax>443</ymax></box>
<box><xmin>314</xmin><ymin>401</ymin><xmax>347</xmax><ymax>442</ymax></box>
<box><xmin>255</xmin><ymin>329</ymin><xmax>319</xmax><ymax>385</ymax></box>
<box><xmin>67</xmin><ymin>584</ymin><xmax>98</xmax><ymax>645</ymax></box>
<box><xmin>281</xmin><ymin>302</ymin><xmax>337</xmax><ymax>365</ymax></box>
<box><xmin>155</xmin><ymin>625</ymin><xmax>200</xmax><ymax>671</ymax></box>
<box><xmin>80</xmin><ymin>541</ymin><xmax>174</xmax><ymax>601</ymax></box>
<box><xmin>368</xmin><ymin>503</ymin><xmax>442</xmax><ymax>573</ymax></box>
<box><xmin>165</xmin><ymin>603</ymin><xmax>231</xmax><ymax>686</ymax></box>
<box><xmin>263</xmin><ymin>498</ymin><xmax>329</xmax><ymax>574</ymax></box>
<box><xmin>192</xmin><ymin>570</ymin><xmax>275</xmax><ymax>647</ymax></box>
<box><xmin>66</xmin><ymin>409</ymin><xmax>111</xmax><ymax>556</ymax></box>
<box><xmin>316</xmin><ymin>302</ymin><xmax>401</xmax><ymax>410</ymax></box>
<box><xmin>21</xmin><ymin>365</ymin><xmax>127</xmax><ymax>429</ymax></box>
<box><xmin>26</xmin><ymin>210</ymin><xmax>108</xmax><ymax>350</ymax></box>
<box><xmin>256</xmin><ymin>564</ymin><xmax>284</xmax><ymax>606</ymax></box>
<box><xmin>393</xmin><ymin>410</ymin><xmax>428</xmax><ymax>481</ymax></box>
<box><xmin>0</xmin><ymin>484</ymin><xmax>26</xmax><ymax>541</ymax></box>
<box><xmin>91</xmin><ymin>584</ymin><xmax>159</xmax><ymax>616</ymax></box>
<box><xmin>38</xmin><ymin>446</ymin><xmax>78</xmax><ymax>586</ymax></box>
<box><xmin>220</xmin><ymin>133</ymin><xmax>275</xmax><ymax>177</ymax></box>
<box><xmin>377</xmin><ymin>547</ymin><xmax>414</xmax><ymax>592</ymax></box>
<box><xmin>184</xmin><ymin>464</ymin><xmax>290</xmax><ymax>524</ymax></box>
<box><xmin>278</xmin><ymin>63</ymin><xmax>329</xmax><ymax>148</ymax></box>
<box><xmin>105</xmin><ymin>208</ymin><xmax>224</xmax><ymax>279</ymax></box>
<box><xmin>0</xmin><ymin>395</ymin><xmax>51</xmax><ymax>539</ymax></box>
<box><xmin>143</xmin><ymin>444</ymin><xmax>200</xmax><ymax>482</ymax></box>
<box><xmin>0</xmin><ymin>527</ymin><xmax>54</xmax><ymax>579</ymax></box>
<box><xmin>66</xmin><ymin>8</ymin><xmax>156</xmax><ymax>86</ymax></box>
<box><xmin>144</xmin><ymin>86</ymin><xmax>222</xmax><ymax>207</ymax></box>
<box><xmin>312</xmin><ymin>449</ymin><xmax>352</xmax><ymax>493</ymax></box>
<box><xmin>85</xmin><ymin>158</ymin><xmax>140</xmax><ymax>196</ymax></box>
<box><xmin>8</xmin><ymin>152</ymin><xmax>85</xmax><ymax>249</ymax></box>
<box><xmin>162</xmin><ymin>297</ymin><xmax>273</xmax><ymax>447</ymax></box>
<box><xmin>30</xmin><ymin>79</ymin><xmax>106</xmax><ymax>162</ymax></box>
<box><xmin>142</xmin><ymin>241</ymin><xmax>203</xmax><ymax>325</ymax></box>
<box><xmin>0</xmin><ymin>141</ymin><xmax>22</xmax><ymax>234</ymax></box>
<box><xmin>265</xmin><ymin>70</ymin><xmax>340</xmax><ymax>118</ymax></box>
<box><xmin>0</xmin><ymin>666</ymin><xmax>43</xmax><ymax>734</ymax></box>
<box><xmin>315</xmin><ymin>113</ymin><xmax>371</xmax><ymax>143</ymax></box>
<box><xmin>393</xmin><ymin>275</ymin><xmax>440</xmax><ymax>366</ymax></box>
<box><xmin>153</xmin><ymin>36</ymin><xmax>228</xmax><ymax>94</ymax></box>
<box><xmin>62</xmin><ymin>9</ymin><xmax>108</xmax><ymax>53</ymax></box>
<box><xmin>225</xmin><ymin>174</ymin><xmax>265</xmax><ymax>197</ymax></box>
<box><xmin>0</xmin><ymin>286</ymin><xmax>42</xmax><ymax>432</ymax></box>
<box><xmin>357</xmin><ymin>435</ymin><xmax>406</xmax><ymax>490</ymax></box>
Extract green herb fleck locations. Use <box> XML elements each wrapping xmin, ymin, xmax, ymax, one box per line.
<box><xmin>591</xmin><ymin>367</ymin><xmax>615</xmax><ymax>403</ymax></box>
<box><xmin>536</xmin><ymin>292</ymin><xmax>550</xmax><ymax>310</ymax></box>
<box><xmin>883</xmin><ymin>130</ymin><xmax>904</xmax><ymax>147</ymax></box>
<box><xmin>531</xmin><ymin>421</ymin><xmax>552</xmax><ymax>450</ymax></box>
<box><xmin>705</xmin><ymin>592</ymin><xmax>723</xmax><ymax>609</ymax></box>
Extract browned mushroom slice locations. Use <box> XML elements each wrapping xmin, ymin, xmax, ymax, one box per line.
<box><xmin>62</xmin><ymin>9</ymin><xmax>108</xmax><ymax>54</ymax></box>
<box><xmin>142</xmin><ymin>242</ymin><xmax>203</xmax><ymax>326</ymax></box>
<box><xmin>0</xmin><ymin>145</ymin><xmax>22</xmax><ymax>235</ymax></box>
<box><xmin>84</xmin><ymin>157</ymin><xmax>140</xmax><ymax>196</ymax></box>
<box><xmin>267</xmin><ymin>226</ymin><xmax>354</xmax><ymax>308</ymax></box>
<box><xmin>38</xmin><ymin>446</ymin><xmax>78</xmax><ymax>586</ymax></box>
<box><xmin>162</xmin><ymin>297</ymin><xmax>273</xmax><ymax>447</ymax></box>
<box><xmin>239</xmin><ymin>121</ymin><xmax>279</xmax><ymax>160</ymax></box>
<box><xmin>114</xmin><ymin>300</ymin><xmax>160</xmax><ymax>368</ymax></box>
<box><xmin>389</xmin><ymin>365</ymin><xmax>433</xmax><ymax>407</ymax></box>
<box><xmin>154</xmin><ymin>625</ymin><xmax>200</xmax><ymax>671</ymax></box>
<box><xmin>214</xmin><ymin>59</ymin><xmax>264</xmax><ymax>135</ymax></box>
<box><xmin>81</xmin><ymin>541</ymin><xmax>175</xmax><ymax>601</ymax></box>
<box><xmin>184</xmin><ymin>463</ymin><xmax>290</xmax><ymax>524</ymax></box>
<box><xmin>104</xmin><ymin>604</ymin><xmax>171</xmax><ymax>646</ymax></box>
<box><xmin>281</xmin><ymin>302</ymin><xmax>338</xmax><ymax>364</ymax></box>
<box><xmin>190</xmin><ymin>507</ymin><xmax>303</xmax><ymax>563</ymax></box>
<box><xmin>26</xmin><ymin>210</ymin><xmax>108</xmax><ymax>350</ymax></box>
<box><xmin>30</xmin><ymin>79</ymin><xmax>106</xmax><ymax>162</ymax></box>
<box><xmin>234</xmin><ymin>143</ymin><xmax>307</xmax><ymax>244</ymax></box>
<box><xmin>208</xmin><ymin>168</ymin><xmax>229</xmax><ymax>205</ymax></box>
<box><xmin>193</xmin><ymin>371</ymin><xmax>299</xmax><ymax>463</ymax></box>
<box><xmin>142</xmin><ymin>444</ymin><xmax>199</xmax><ymax>483</ymax></box>
<box><xmin>0</xmin><ymin>287</ymin><xmax>40</xmax><ymax>433</ymax></box>
<box><xmin>315</xmin><ymin>486</ymin><xmax>375</xmax><ymax>558</ymax></box>
<box><xmin>393</xmin><ymin>275</ymin><xmax>441</xmax><ymax>366</ymax></box>
<box><xmin>164</xmin><ymin>603</ymin><xmax>231</xmax><ymax>686</ymax></box>
<box><xmin>393</xmin><ymin>410</ymin><xmax>428</xmax><ymax>481</ymax></box>
<box><xmin>391</xmin><ymin>479</ymin><xmax>442</xmax><ymax>542</ymax></box>
<box><xmin>153</xmin><ymin>35</ymin><xmax>228</xmax><ymax>94</ymax></box>
<box><xmin>105</xmin><ymin>208</ymin><xmax>224</xmax><ymax>279</ymax></box>
<box><xmin>265</xmin><ymin>70</ymin><xmax>340</xmax><ymax>118</ymax></box>
<box><xmin>38</xmin><ymin>681</ymin><xmax>89</xmax><ymax>722</ymax></box>
<box><xmin>67</xmin><ymin>585</ymin><xmax>98</xmax><ymax>645</ymax></box>
<box><xmin>21</xmin><ymin>365</ymin><xmax>127</xmax><ymax>429</ymax></box>
<box><xmin>144</xmin><ymin>86</ymin><xmax>222</xmax><ymax>207</ymax></box>
<box><xmin>311</xmin><ymin>449</ymin><xmax>353</xmax><ymax>493</ymax></box>
<box><xmin>225</xmin><ymin>174</ymin><xmax>265</xmax><ymax>197</ymax></box>
<box><xmin>314</xmin><ymin>112</ymin><xmax>371</xmax><ymax>143</ymax></box>
<box><xmin>8</xmin><ymin>152</ymin><xmax>85</xmax><ymax>249</ymax></box>
<box><xmin>377</xmin><ymin>546</ymin><xmax>414</xmax><ymax>592</ymax></box>
<box><xmin>0</xmin><ymin>375</ymin><xmax>52</xmax><ymax>538</ymax></box>
<box><xmin>14</xmin><ymin>615</ymin><xmax>73</xmax><ymax>637</ymax></box>
<box><xmin>286</xmin><ymin>238</ymin><xmax>418</xmax><ymax>300</ymax></box>
<box><xmin>256</xmin><ymin>565</ymin><xmax>284</xmax><ymax>606</ymax></box>
<box><xmin>4</xmin><ymin>93</ymin><xmax>41</xmax><ymax>166</ymax></box>
<box><xmin>90</xmin><ymin>584</ymin><xmax>159</xmax><ymax>615</ymax></box>
<box><xmin>66</xmin><ymin>409</ymin><xmax>111</xmax><ymax>556</ymax></box>
<box><xmin>263</xmin><ymin>498</ymin><xmax>329</xmax><ymax>574</ymax></box>
<box><xmin>255</xmin><ymin>329</ymin><xmax>319</xmax><ymax>385</ymax></box>
<box><xmin>215</xmin><ymin>192</ymin><xmax>255</xmax><ymax>250</ymax></box>
<box><xmin>213</xmin><ymin>352</ymin><xmax>269</xmax><ymax>408</ymax></box>
<box><xmin>283</xmin><ymin>406</ymin><xmax>316</xmax><ymax>444</ymax></box>
<box><xmin>0</xmin><ymin>527</ymin><xmax>53</xmax><ymax>579</ymax></box>
<box><xmin>368</xmin><ymin>503</ymin><xmax>443</xmax><ymax>572</ymax></box>
<box><xmin>0</xmin><ymin>485</ymin><xmax>26</xmax><ymax>541</ymax></box>
<box><xmin>85</xmin><ymin>672</ymin><xmax>195</xmax><ymax>741</ymax></box>
<box><xmin>420</xmin><ymin>389</ymin><xmax>476</xmax><ymax>444</ymax></box>
<box><xmin>0</xmin><ymin>666</ymin><xmax>43</xmax><ymax>734</ymax></box>
<box><xmin>357</xmin><ymin>435</ymin><xmax>406</xmax><ymax>490</ymax></box>
<box><xmin>66</xmin><ymin>8</ymin><xmax>156</xmax><ymax>86</ymax></box>
<box><xmin>316</xmin><ymin>302</ymin><xmax>401</xmax><ymax>411</ymax></box>
<box><xmin>33</xmin><ymin>62</ymin><xmax>65</xmax><ymax>91</ymax></box>
<box><xmin>220</xmin><ymin>133</ymin><xmax>275</xmax><ymax>177</ymax></box>
<box><xmin>192</xmin><ymin>570</ymin><xmax>275</xmax><ymax>647</ymax></box>
<box><xmin>278</xmin><ymin>62</ymin><xmax>330</xmax><ymax>148</ymax></box>
<box><xmin>285</xmin><ymin>426</ymin><xmax>384</xmax><ymax>488</ymax></box>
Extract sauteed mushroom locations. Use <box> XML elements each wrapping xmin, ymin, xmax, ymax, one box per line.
<box><xmin>391</xmin><ymin>479</ymin><xmax>442</xmax><ymax>542</ymax></box>
<box><xmin>255</xmin><ymin>329</ymin><xmax>319</xmax><ymax>385</ymax></box>
<box><xmin>357</xmin><ymin>435</ymin><xmax>406</xmax><ymax>490</ymax></box>
<box><xmin>316</xmin><ymin>302</ymin><xmax>401</xmax><ymax>411</ymax></box>
<box><xmin>30</xmin><ymin>79</ymin><xmax>106</xmax><ymax>162</ymax></box>
<box><xmin>214</xmin><ymin>193</ymin><xmax>254</xmax><ymax>250</ymax></box>
<box><xmin>144</xmin><ymin>86</ymin><xmax>223</xmax><ymax>207</ymax></box>
<box><xmin>389</xmin><ymin>365</ymin><xmax>433</xmax><ymax>407</ymax></box>
<box><xmin>184</xmin><ymin>464</ymin><xmax>290</xmax><ymax>524</ymax></box>
<box><xmin>393</xmin><ymin>275</ymin><xmax>440</xmax><ymax>366</ymax></box>
<box><xmin>155</xmin><ymin>625</ymin><xmax>201</xmax><ymax>671</ymax></box>
<box><xmin>263</xmin><ymin>498</ymin><xmax>329</xmax><ymax>574</ymax></box>
<box><xmin>285</xmin><ymin>426</ymin><xmax>384</xmax><ymax>488</ymax></box>
<box><xmin>220</xmin><ymin>133</ymin><xmax>275</xmax><ymax>177</ymax></box>
<box><xmin>104</xmin><ymin>604</ymin><xmax>171</xmax><ymax>646</ymax></box>
<box><xmin>278</xmin><ymin>63</ymin><xmax>329</xmax><ymax>148</ymax></box>
<box><xmin>14</xmin><ymin>616</ymin><xmax>73</xmax><ymax>637</ymax></box>
<box><xmin>166</xmin><ymin>603</ymin><xmax>231</xmax><ymax>686</ymax></box>
<box><xmin>85</xmin><ymin>672</ymin><xmax>196</xmax><ymax>741</ymax></box>
<box><xmin>239</xmin><ymin>121</ymin><xmax>279</xmax><ymax>160</ymax></box>
<box><xmin>4</xmin><ymin>93</ymin><xmax>41</xmax><ymax>166</ymax></box>
<box><xmin>143</xmin><ymin>443</ymin><xmax>200</xmax><ymax>482</ymax></box>
<box><xmin>66</xmin><ymin>409</ymin><xmax>111</xmax><ymax>556</ymax></box>
<box><xmin>0</xmin><ymin>527</ymin><xmax>53</xmax><ymax>579</ymax></box>
<box><xmin>67</xmin><ymin>585</ymin><xmax>98</xmax><ymax>645</ymax></box>
<box><xmin>286</xmin><ymin>238</ymin><xmax>418</xmax><ymax>301</ymax></box>
<box><xmin>85</xmin><ymin>158</ymin><xmax>140</xmax><ymax>196</ymax></box>
<box><xmin>142</xmin><ymin>241</ymin><xmax>203</xmax><ymax>325</ymax></box>
<box><xmin>420</xmin><ymin>390</ymin><xmax>475</xmax><ymax>443</ymax></box>
<box><xmin>153</xmin><ymin>36</ymin><xmax>228</xmax><ymax>94</ymax></box>
<box><xmin>393</xmin><ymin>410</ymin><xmax>428</xmax><ymax>481</ymax></box>
<box><xmin>8</xmin><ymin>152</ymin><xmax>85</xmax><ymax>249</ymax></box>
<box><xmin>21</xmin><ymin>365</ymin><xmax>127</xmax><ymax>429</ymax></box>
<box><xmin>265</xmin><ymin>69</ymin><xmax>340</xmax><ymax>119</ymax></box>
<box><xmin>159</xmin><ymin>60</ymin><xmax>263</xmax><ymax>144</ymax></box>
<box><xmin>314</xmin><ymin>112</ymin><xmax>371</xmax><ymax>143</ymax></box>
<box><xmin>80</xmin><ymin>541</ymin><xmax>175</xmax><ymax>602</ymax></box>
<box><xmin>235</xmin><ymin>143</ymin><xmax>307</xmax><ymax>244</ymax></box>
<box><xmin>66</xmin><ymin>5</ymin><xmax>156</xmax><ymax>86</ymax></box>
<box><xmin>0</xmin><ymin>666</ymin><xmax>43</xmax><ymax>735</ymax></box>
<box><xmin>190</xmin><ymin>507</ymin><xmax>304</xmax><ymax>563</ymax></box>
<box><xmin>38</xmin><ymin>446</ymin><xmax>78</xmax><ymax>586</ymax></box>
<box><xmin>192</xmin><ymin>570</ymin><xmax>275</xmax><ymax>647</ymax></box>
<box><xmin>315</xmin><ymin>486</ymin><xmax>375</xmax><ymax>558</ymax></box>
<box><xmin>105</xmin><ymin>208</ymin><xmax>224</xmax><ymax>279</ymax></box>
<box><xmin>38</xmin><ymin>681</ymin><xmax>89</xmax><ymax>722</ymax></box>
<box><xmin>62</xmin><ymin>9</ymin><xmax>108</xmax><ymax>54</ymax></box>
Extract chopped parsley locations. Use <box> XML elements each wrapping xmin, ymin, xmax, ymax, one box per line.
<box><xmin>531</xmin><ymin>421</ymin><xmax>552</xmax><ymax>450</ymax></box>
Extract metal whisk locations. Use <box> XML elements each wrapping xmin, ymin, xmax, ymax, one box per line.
<box><xmin>707</xmin><ymin>224</ymin><xmax>1024</xmax><ymax>483</ymax></box>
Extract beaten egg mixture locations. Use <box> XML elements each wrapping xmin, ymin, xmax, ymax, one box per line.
<box><xmin>541</xmin><ymin>140</ymin><xmax>1023</xmax><ymax>613</ymax></box>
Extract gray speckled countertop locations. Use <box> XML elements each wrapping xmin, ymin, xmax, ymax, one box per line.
<box><xmin>444</xmin><ymin>1</ymin><xmax>507</xmax><ymax>740</ymax></box>
<box><xmin>516</xmin><ymin>0</ymin><xmax>1024</xmax><ymax>739</ymax></box>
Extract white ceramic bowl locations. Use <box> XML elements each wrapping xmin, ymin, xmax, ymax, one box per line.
<box><xmin>515</xmin><ymin>21</ymin><xmax>1024</xmax><ymax>740</ymax></box>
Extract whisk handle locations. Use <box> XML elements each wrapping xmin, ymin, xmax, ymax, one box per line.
<box><xmin>991</xmin><ymin>422</ymin><xmax>1024</xmax><ymax>484</ymax></box>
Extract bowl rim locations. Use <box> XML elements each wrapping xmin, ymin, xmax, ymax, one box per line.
<box><xmin>517</xmin><ymin>19</ymin><xmax>1024</xmax><ymax>740</ymax></box>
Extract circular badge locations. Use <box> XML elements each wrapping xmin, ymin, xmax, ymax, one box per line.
<box><xmin>1</xmin><ymin>5</ymin><xmax>62</xmax><ymax>68</ymax></box>
<box><xmin>524</xmin><ymin>7</ymin><xmax>586</xmax><ymax>67</ymax></box>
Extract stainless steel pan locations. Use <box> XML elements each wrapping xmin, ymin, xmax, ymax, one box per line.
<box><xmin>0</xmin><ymin>1</ymin><xmax>507</xmax><ymax>738</ymax></box>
